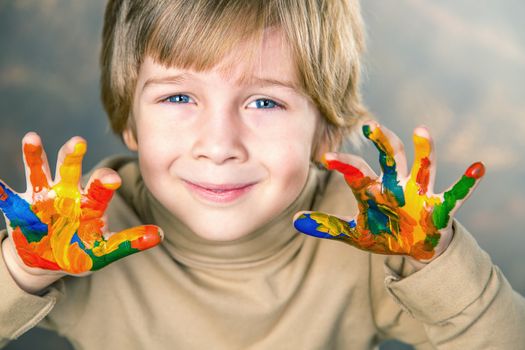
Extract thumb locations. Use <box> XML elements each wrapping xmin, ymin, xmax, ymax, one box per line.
<box><xmin>86</xmin><ymin>225</ymin><xmax>163</xmax><ymax>271</ymax></box>
<box><xmin>293</xmin><ymin>210</ymin><xmax>356</xmax><ymax>241</ymax></box>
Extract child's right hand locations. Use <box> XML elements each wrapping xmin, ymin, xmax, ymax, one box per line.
<box><xmin>0</xmin><ymin>133</ymin><xmax>163</xmax><ymax>292</ymax></box>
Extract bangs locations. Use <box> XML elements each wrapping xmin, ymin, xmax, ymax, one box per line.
<box><xmin>144</xmin><ymin>1</ymin><xmax>279</xmax><ymax>74</ymax></box>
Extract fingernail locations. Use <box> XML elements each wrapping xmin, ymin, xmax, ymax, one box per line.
<box><xmin>465</xmin><ymin>162</ymin><xmax>485</xmax><ymax>179</ymax></box>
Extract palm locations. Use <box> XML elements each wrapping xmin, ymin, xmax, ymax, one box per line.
<box><xmin>0</xmin><ymin>134</ymin><xmax>162</xmax><ymax>274</ymax></box>
<box><xmin>294</xmin><ymin>122</ymin><xmax>484</xmax><ymax>261</ymax></box>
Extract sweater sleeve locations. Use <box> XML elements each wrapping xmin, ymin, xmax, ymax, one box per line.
<box><xmin>0</xmin><ymin>229</ymin><xmax>66</xmax><ymax>347</ymax></box>
<box><xmin>372</xmin><ymin>221</ymin><xmax>525</xmax><ymax>349</ymax></box>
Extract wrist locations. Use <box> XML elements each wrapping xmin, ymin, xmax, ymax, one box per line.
<box><xmin>406</xmin><ymin>225</ymin><xmax>456</xmax><ymax>271</ymax></box>
<box><xmin>1</xmin><ymin>238</ymin><xmax>64</xmax><ymax>294</ymax></box>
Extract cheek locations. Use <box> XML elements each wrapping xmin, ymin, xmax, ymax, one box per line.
<box><xmin>135</xmin><ymin>126</ymin><xmax>184</xmax><ymax>177</ymax></box>
<box><xmin>261</xmin><ymin>125</ymin><xmax>314</xmax><ymax>187</ymax></box>
<box><xmin>267</xmin><ymin>114</ymin><xmax>316</xmax><ymax>160</ymax></box>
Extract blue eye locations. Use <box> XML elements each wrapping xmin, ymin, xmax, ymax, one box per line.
<box><xmin>249</xmin><ymin>98</ymin><xmax>283</xmax><ymax>109</ymax></box>
<box><xmin>165</xmin><ymin>94</ymin><xmax>192</xmax><ymax>103</ymax></box>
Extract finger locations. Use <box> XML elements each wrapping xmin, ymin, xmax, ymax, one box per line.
<box><xmin>84</xmin><ymin>225</ymin><xmax>163</xmax><ymax>271</ymax></box>
<box><xmin>323</xmin><ymin>152</ymin><xmax>378</xmax><ymax>190</ymax></box>
<box><xmin>407</xmin><ymin>126</ymin><xmax>436</xmax><ymax>196</ymax></box>
<box><xmin>293</xmin><ymin>210</ymin><xmax>356</xmax><ymax>242</ymax></box>
<box><xmin>78</xmin><ymin>168</ymin><xmax>122</xmax><ymax>247</ymax></box>
<box><xmin>294</xmin><ymin>210</ymin><xmax>399</xmax><ymax>256</ymax></box>
<box><xmin>22</xmin><ymin>132</ymin><xmax>51</xmax><ymax>195</ymax></box>
<box><xmin>432</xmin><ymin>162</ymin><xmax>485</xmax><ymax>230</ymax></box>
<box><xmin>49</xmin><ymin>138</ymin><xmax>87</xmax><ymax>270</ymax></box>
<box><xmin>53</xmin><ymin>136</ymin><xmax>86</xmax><ymax>201</ymax></box>
<box><xmin>82</xmin><ymin>168</ymin><xmax>121</xmax><ymax>220</ymax></box>
<box><xmin>362</xmin><ymin>121</ymin><xmax>406</xmax><ymax>205</ymax></box>
<box><xmin>362</xmin><ymin>121</ymin><xmax>408</xmax><ymax>178</ymax></box>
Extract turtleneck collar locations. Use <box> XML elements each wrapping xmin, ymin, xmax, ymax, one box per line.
<box><xmin>116</xmin><ymin>158</ymin><xmax>329</xmax><ymax>269</ymax></box>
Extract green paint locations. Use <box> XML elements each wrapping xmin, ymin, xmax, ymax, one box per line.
<box><xmin>87</xmin><ymin>240</ymin><xmax>140</xmax><ymax>271</ymax></box>
<box><xmin>424</xmin><ymin>233</ymin><xmax>440</xmax><ymax>249</ymax></box>
<box><xmin>433</xmin><ymin>175</ymin><xmax>475</xmax><ymax>229</ymax></box>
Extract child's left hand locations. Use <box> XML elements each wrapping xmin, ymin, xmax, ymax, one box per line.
<box><xmin>294</xmin><ymin>121</ymin><xmax>485</xmax><ymax>262</ymax></box>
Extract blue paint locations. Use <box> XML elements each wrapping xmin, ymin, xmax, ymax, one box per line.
<box><xmin>0</xmin><ymin>182</ymin><xmax>47</xmax><ymax>242</ymax></box>
<box><xmin>69</xmin><ymin>232</ymin><xmax>84</xmax><ymax>248</ymax></box>
<box><xmin>366</xmin><ymin>200</ymin><xmax>391</xmax><ymax>235</ymax></box>
<box><xmin>362</xmin><ymin>125</ymin><xmax>405</xmax><ymax>206</ymax></box>
<box><xmin>293</xmin><ymin>213</ymin><xmax>354</xmax><ymax>241</ymax></box>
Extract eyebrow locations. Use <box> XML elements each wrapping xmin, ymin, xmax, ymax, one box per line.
<box><xmin>143</xmin><ymin>74</ymin><xmax>189</xmax><ymax>89</ymax></box>
<box><xmin>142</xmin><ymin>72</ymin><xmax>300</xmax><ymax>93</ymax></box>
<box><xmin>247</xmin><ymin>77</ymin><xmax>300</xmax><ymax>92</ymax></box>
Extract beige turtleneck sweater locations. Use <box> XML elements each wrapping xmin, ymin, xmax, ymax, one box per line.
<box><xmin>0</xmin><ymin>156</ymin><xmax>524</xmax><ymax>349</ymax></box>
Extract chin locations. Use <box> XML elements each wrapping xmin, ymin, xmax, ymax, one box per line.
<box><xmin>191</xmin><ymin>224</ymin><xmax>251</xmax><ymax>242</ymax></box>
<box><xmin>188</xmin><ymin>208</ymin><xmax>267</xmax><ymax>241</ymax></box>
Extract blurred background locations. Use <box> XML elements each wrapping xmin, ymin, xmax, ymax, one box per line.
<box><xmin>0</xmin><ymin>1</ymin><xmax>523</xmax><ymax>349</ymax></box>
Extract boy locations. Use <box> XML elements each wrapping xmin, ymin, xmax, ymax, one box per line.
<box><xmin>1</xmin><ymin>0</ymin><xmax>524</xmax><ymax>349</ymax></box>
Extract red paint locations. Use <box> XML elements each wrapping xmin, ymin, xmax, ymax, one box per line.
<box><xmin>83</xmin><ymin>179</ymin><xmax>114</xmax><ymax>213</ymax></box>
<box><xmin>465</xmin><ymin>162</ymin><xmax>485</xmax><ymax>179</ymax></box>
<box><xmin>78</xmin><ymin>179</ymin><xmax>116</xmax><ymax>245</ymax></box>
<box><xmin>0</xmin><ymin>187</ymin><xmax>7</xmax><ymax>201</ymax></box>
<box><xmin>416</xmin><ymin>157</ymin><xmax>431</xmax><ymax>194</ymax></box>
<box><xmin>130</xmin><ymin>225</ymin><xmax>162</xmax><ymax>250</ymax></box>
<box><xmin>325</xmin><ymin>159</ymin><xmax>365</xmax><ymax>184</ymax></box>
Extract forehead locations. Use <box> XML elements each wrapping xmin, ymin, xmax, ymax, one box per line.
<box><xmin>220</xmin><ymin>28</ymin><xmax>298</xmax><ymax>84</ymax></box>
<box><xmin>142</xmin><ymin>27</ymin><xmax>300</xmax><ymax>90</ymax></box>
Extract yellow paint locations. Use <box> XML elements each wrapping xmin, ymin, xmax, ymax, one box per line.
<box><xmin>91</xmin><ymin>227</ymin><xmax>145</xmax><ymax>257</ymax></box>
<box><xmin>309</xmin><ymin>212</ymin><xmax>352</xmax><ymax>237</ymax></box>
<box><xmin>404</xmin><ymin>134</ymin><xmax>441</xmax><ymax>244</ymax></box>
<box><xmin>48</xmin><ymin>141</ymin><xmax>91</xmax><ymax>271</ymax></box>
<box><xmin>367</xmin><ymin>127</ymin><xmax>395</xmax><ymax>167</ymax></box>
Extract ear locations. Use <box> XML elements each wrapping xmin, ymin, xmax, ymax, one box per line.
<box><xmin>122</xmin><ymin>127</ymin><xmax>138</xmax><ymax>151</ymax></box>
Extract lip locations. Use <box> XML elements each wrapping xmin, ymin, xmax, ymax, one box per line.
<box><xmin>182</xmin><ymin>180</ymin><xmax>257</xmax><ymax>204</ymax></box>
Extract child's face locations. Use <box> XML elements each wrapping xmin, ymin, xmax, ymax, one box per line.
<box><xmin>125</xmin><ymin>29</ymin><xmax>320</xmax><ymax>241</ymax></box>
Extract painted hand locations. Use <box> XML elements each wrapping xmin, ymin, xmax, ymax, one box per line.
<box><xmin>0</xmin><ymin>133</ymin><xmax>163</xmax><ymax>275</ymax></box>
<box><xmin>294</xmin><ymin>122</ymin><xmax>484</xmax><ymax>261</ymax></box>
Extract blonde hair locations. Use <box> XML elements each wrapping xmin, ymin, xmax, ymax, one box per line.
<box><xmin>100</xmin><ymin>0</ymin><xmax>368</xmax><ymax>158</ymax></box>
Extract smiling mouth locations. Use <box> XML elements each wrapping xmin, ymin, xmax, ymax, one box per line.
<box><xmin>182</xmin><ymin>180</ymin><xmax>257</xmax><ymax>203</ymax></box>
<box><xmin>187</xmin><ymin>181</ymin><xmax>256</xmax><ymax>191</ymax></box>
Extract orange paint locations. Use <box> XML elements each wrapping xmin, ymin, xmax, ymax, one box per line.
<box><xmin>294</xmin><ymin>125</ymin><xmax>483</xmax><ymax>262</ymax></box>
<box><xmin>77</xmin><ymin>219</ymin><xmax>104</xmax><ymax>248</ymax></box>
<box><xmin>23</xmin><ymin>143</ymin><xmax>49</xmax><ymax>193</ymax></box>
<box><xmin>7</xmin><ymin>139</ymin><xmax>162</xmax><ymax>274</ymax></box>
<box><xmin>78</xmin><ymin>179</ymin><xmax>116</xmax><ymax>246</ymax></box>
<box><xmin>13</xmin><ymin>228</ymin><xmax>60</xmax><ymax>270</ymax></box>
<box><xmin>31</xmin><ymin>198</ymin><xmax>55</xmax><ymax>225</ymax></box>
<box><xmin>66</xmin><ymin>242</ymin><xmax>93</xmax><ymax>273</ymax></box>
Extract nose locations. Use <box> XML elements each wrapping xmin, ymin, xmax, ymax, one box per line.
<box><xmin>191</xmin><ymin>106</ymin><xmax>248</xmax><ymax>165</ymax></box>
